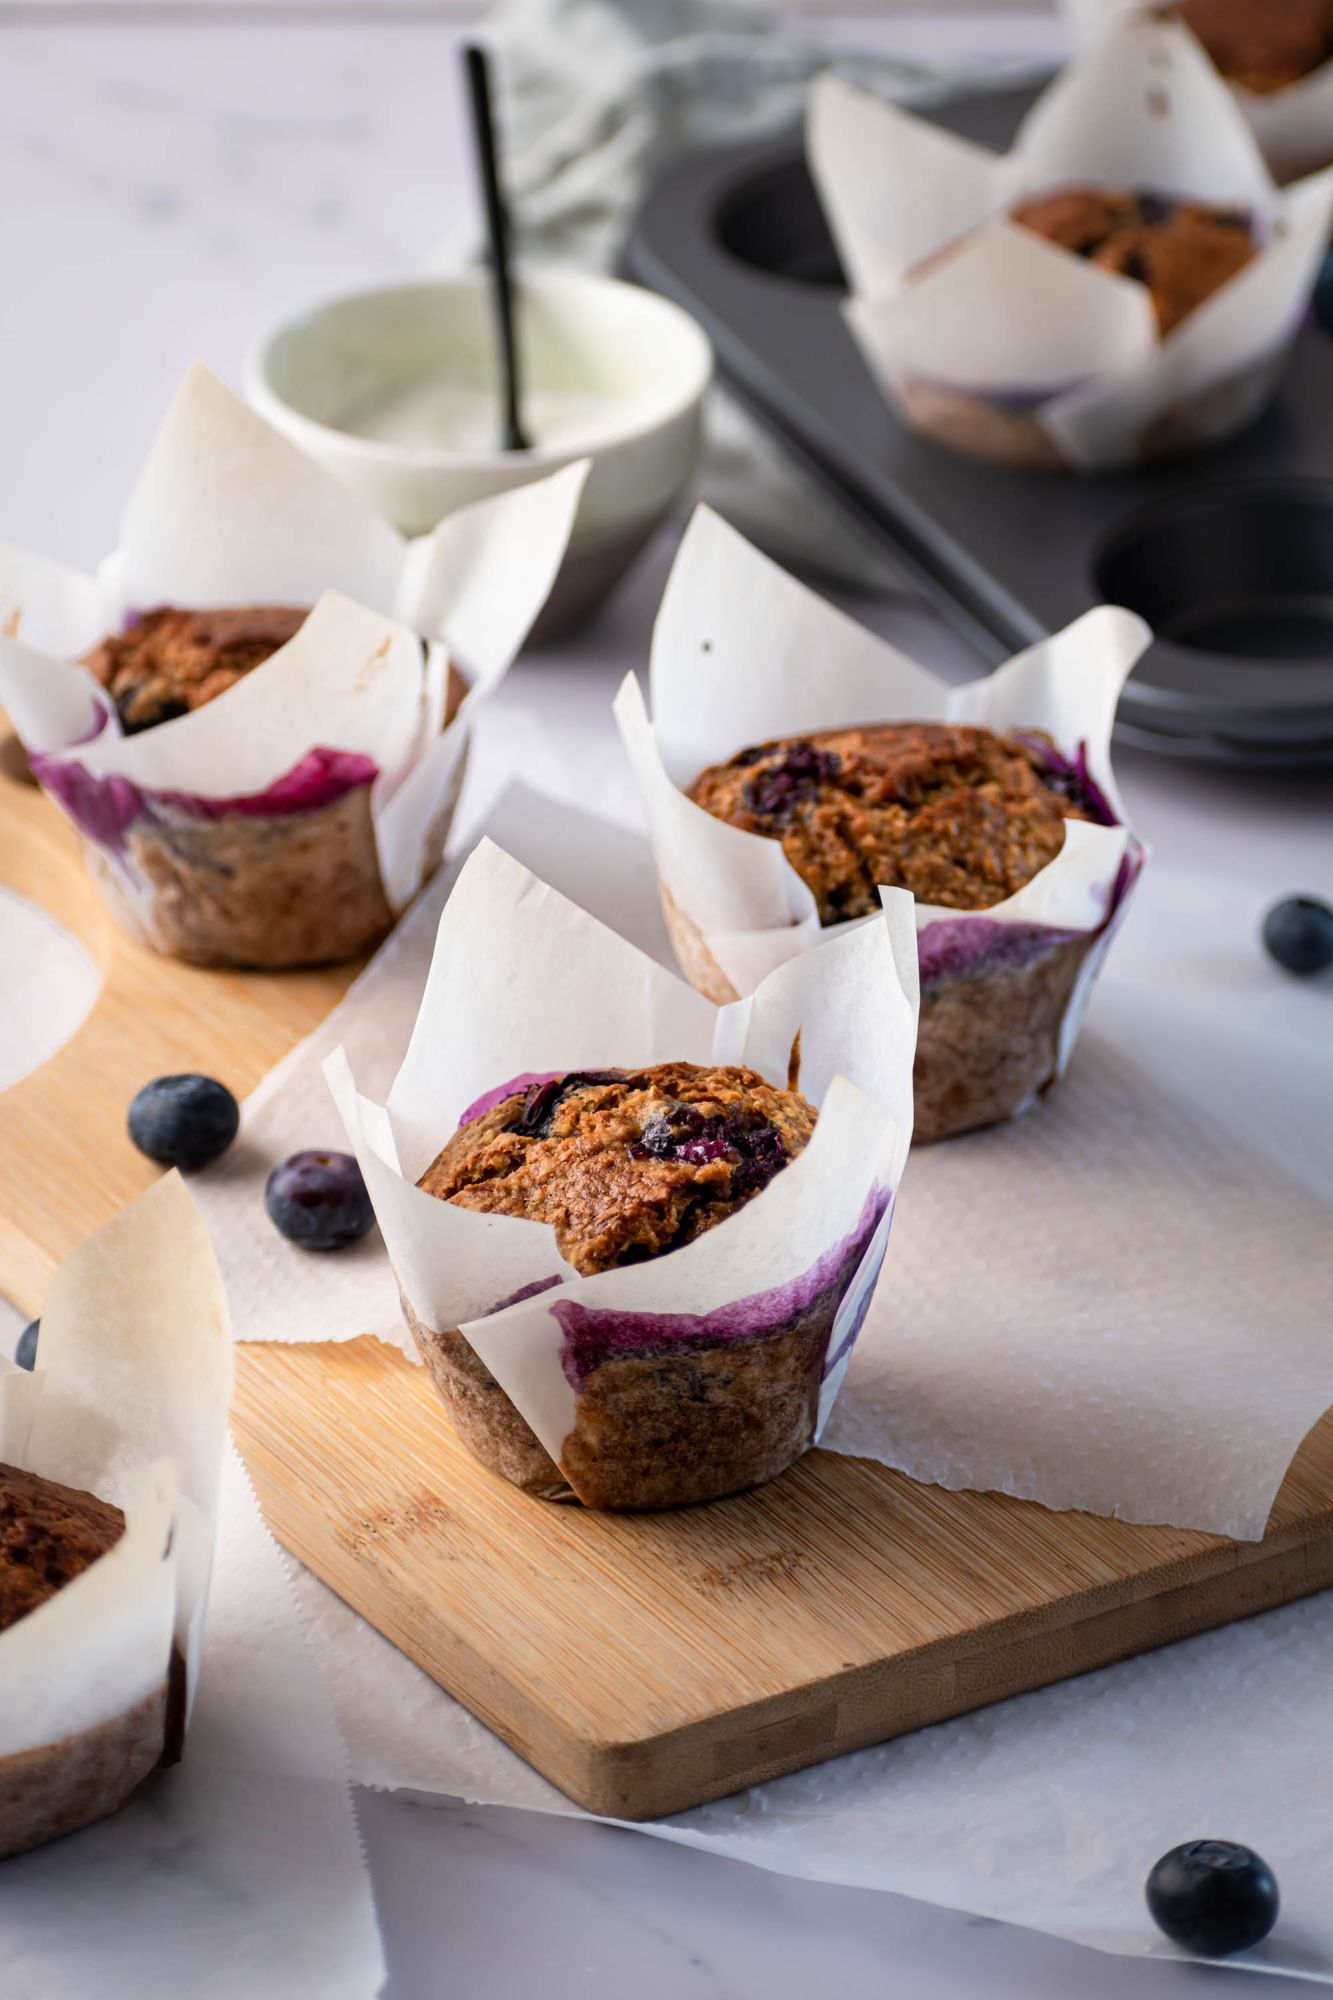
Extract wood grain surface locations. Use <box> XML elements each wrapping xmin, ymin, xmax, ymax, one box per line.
<box><xmin>4</xmin><ymin>758</ymin><xmax>1331</xmax><ymax>1819</ymax></box>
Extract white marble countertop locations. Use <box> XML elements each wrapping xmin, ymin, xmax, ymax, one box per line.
<box><xmin>2</xmin><ymin>11</ymin><xmax>1331</xmax><ymax>1999</ymax></box>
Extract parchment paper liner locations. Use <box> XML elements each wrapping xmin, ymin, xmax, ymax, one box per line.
<box><xmin>1064</xmin><ymin>0</ymin><xmax>1333</xmax><ymax>181</ymax></box>
<box><xmin>0</xmin><ymin>364</ymin><xmax>587</xmax><ymax>967</ymax></box>
<box><xmin>0</xmin><ymin>1175</ymin><xmax>231</xmax><ymax>1858</ymax></box>
<box><xmin>615</xmin><ymin>504</ymin><xmax>1149</xmax><ymax>1142</ymax></box>
<box><xmin>326</xmin><ymin>840</ymin><xmax>918</xmax><ymax>1510</ymax></box>
<box><xmin>807</xmin><ymin>14</ymin><xmax>1333</xmax><ymax>469</ymax></box>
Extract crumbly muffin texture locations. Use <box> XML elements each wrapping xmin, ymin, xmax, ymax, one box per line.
<box><xmin>418</xmin><ymin>1062</ymin><xmax>816</xmax><ymax>1277</ymax></box>
<box><xmin>1010</xmin><ymin>187</ymin><xmax>1256</xmax><ymax>337</ymax></box>
<box><xmin>83</xmin><ymin>605</ymin><xmax>309</xmax><ymax>734</ymax></box>
<box><xmin>689</xmin><ymin>721</ymin><xmax>1102</xmax><ymax>926</ymax></box>
<box><xmin>1175</xmin><ymin>0</ymin><xmax>1333</xmax><ymax>94</ymax></box>
<box><xmin>82</xmin><ymin>604</ymin><xmax>468</xmax><ymax>737</ymax></box>
<box><xmin>0</xmin><ymin>1462</ymin><xmax>125</xmax><ymax>1636</ymax></box>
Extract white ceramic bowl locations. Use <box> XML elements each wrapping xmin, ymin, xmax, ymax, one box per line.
<box><xmin>246</xmin><ymin>270</ymin><xmax>713</xmax><ymax>635</ymax></box>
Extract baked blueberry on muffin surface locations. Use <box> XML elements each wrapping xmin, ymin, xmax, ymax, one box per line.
<box><xmin>689</xmin><ymin>721</ymin><xmax>1109</xmax><ymax>926</ymax></box>
<box><xmin>1010</xmin><ymin>188</ymin><xmax>1257</xmax><ymax>335</ymax></box>
<box><xmin>0</xmin><ymin>1462</ymin><xmax>125</xmax><ymax>1634</ymax></box>
<box><xmin>420</xmin><ymin>1063</ymin><xmax>815</xmax><ymax>1275</ymax></box>
<box><xmin>1174</xmin><ymin>0</ymin><xmax>1333</xmax><ymax>94</ymax></box>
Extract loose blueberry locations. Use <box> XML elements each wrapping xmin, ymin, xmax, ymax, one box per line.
<box><xmin>14</xmin><ymin>1320</ymin><xmax>39</xmax><ymax>1371</ymax></box>
<box><xmin>1146</xmin><ymin>1841</ymin><xmax>1279</xmax><ymax>1956</ymax></box>
<box><xmin>128</xmin><ymin>1074</ymin><xmax>240</xmax><ymax>1171</ymax></box>
<box><xmin>265</xmin><ymin>1151</ymin><xmax>374</xmax><ymax>1251</ymax></box>
<box><xmin>1262</xmin><ymin>896</ymin><xmax>1333</xmax><ymax>977</ymax></box>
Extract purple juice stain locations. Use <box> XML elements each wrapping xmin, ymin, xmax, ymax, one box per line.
<box><xmin>742</xmin><ymin>740</ymin><xmax>841</xmax><ymax>820</ymax></box>
<box><xmin>457</xmin><ymin>1072</ymin><xmax>561</xmax><ymax>1129</ymax></box>
<box><xmin>29</xmin><ymin>745</ymin><xmax>378</xmax><ymax>852</ymax></box>
<box><xmin>489</xmin><ymin>1273</ymin><xmax>564</xmax><ymax>1314</ymax></box>
<box><xmin>916</xmin><ymin>915</ymin><xmax>1084</xmax><ymax>987</ymax></box>
<box><xmin>550</xmin><ymin>1184</ymin><xmax>892</xmax><ymax>1392</ymax></box>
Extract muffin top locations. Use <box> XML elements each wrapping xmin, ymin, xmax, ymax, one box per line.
<box><xmin>82</xmin><ymin>605</ymin><xmax>468</xmax><ymax>739</ymax></box>
<box><xmin>1175</xmin><ymin>0</ymin><xmax>1333</xmax><ymax>94</ymax></box>
<box><xmin>1010</xmin><ymin>187</ymin><xmax>1257</xmax><ymax>336</ymax></box>
<box><xmin>689</xmin><ymin>721</ymin><xmax>1109</xmax><ymax>925</ymax></box>
<box><xmin>0</xmin><ymin>1462</ymin><xmax>126</xmax><ymax>1636</ymax></box>
<box><xmin>419</xmin><ymin>1062</ymin><xmax>817</xmax><ymax>1277</ymax></box>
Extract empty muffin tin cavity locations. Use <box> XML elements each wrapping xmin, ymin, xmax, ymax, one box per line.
<box><xmin>1097</xmin><ymin>480</ymin><xmax>1333</xmax><ymax>662</ymax></box>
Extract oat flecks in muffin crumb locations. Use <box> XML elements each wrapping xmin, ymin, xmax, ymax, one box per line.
<box><xmin>0</xmin><ymin>1463</ymin><xmax>125</xmax><ymax>1635</ymax></box>
<box><xmin>689</xmin><ymin>720</ymin><xmax>1100</xmax><ymax>925</ymax></box>
<box><xmin>1010</xmin><ymin>187</ymin><xmax>1256</xmax><ymax>337</ymax></box>
<box><xmin>418</xmin><ymin>1062</ymin><xmax>816</xmax><ymax>1277</ymax></box>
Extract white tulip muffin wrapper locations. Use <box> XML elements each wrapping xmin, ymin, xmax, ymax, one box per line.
<box><xmin>327</xmin><ymin>838</ymin><xmax>918</xmax><ymax>1493</ymax></box>
<box><xmin>0</xmin><ymin>364</ymin><xmax>586</xmax><ymax>952</ymax></box>
<box><xmin>170</xmin><ymin>792</ymin><xmax>1333</xmax><ymax>1976</ymax></box>
<box><xmin>1063</xmin><ymin>0</ymin><xmax>1333</xmax><ymax>182</ymax></box>
<box><xmin>615</xmin><ymin>504</ymin><xmax>1148</xmax><ymax>1136</ymax></box>
<box><xmin>0</xmin><ymin>1176</ymin><xmax>232</xmax><ymax>1849</ymax></box>
<box><xmin>807</xmin><ymin>15</ymin><xmax>1333</xmax><ymax>467</ymax></box>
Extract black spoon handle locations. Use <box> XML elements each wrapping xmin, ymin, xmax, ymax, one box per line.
<box><xmin>464</xmin><ymin>42</ymin><xmax>530</xmax><ymax>453</ymax></box>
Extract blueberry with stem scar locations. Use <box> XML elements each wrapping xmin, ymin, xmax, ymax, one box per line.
<box><xmin>265</xmin><ymin>1151</ymin><xmax>375</xmax><ymax>1251</ymax></box>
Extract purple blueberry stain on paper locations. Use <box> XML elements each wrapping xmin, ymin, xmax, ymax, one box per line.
<box><xmin>549</xmin><ymin>1184</ymin><xmax>892</xmax><ymax>1392</ymax></box>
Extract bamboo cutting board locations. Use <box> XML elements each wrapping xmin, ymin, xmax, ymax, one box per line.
<box><xmin>4</xmin><ymin>761</ymin><xmax>1333</xmax><ymax>1819</ymax></box>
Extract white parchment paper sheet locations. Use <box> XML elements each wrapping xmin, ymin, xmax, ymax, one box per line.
<box><xmin>191</xmin><ymin>790</ymin><xmax>1333</xmax><ymax>1543</ymax></box>
<box><xmin>0</xmin><ymin>1448</ymin><xmax>385</xmax><ymax>2000</ymax></box>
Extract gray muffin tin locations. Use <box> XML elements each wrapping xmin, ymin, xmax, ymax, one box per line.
<box><xmin>625</xmin><ymin>85</ymin><xmax>1333</xmax><ymax>767</ymax></box>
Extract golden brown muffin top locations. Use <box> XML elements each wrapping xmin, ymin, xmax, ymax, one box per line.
<box><xmin>689</xmin><ymin>720</ymin><xmax>1109</xmax><ymax>925</ymax></box>
<box><xmin>1010</xmin><ymin>186</ymin><xmax>1256</xmax><ymax>335</ymax></box>
<box><xmin>419</xmin><ymin>1062</ymin><xmax>817</xmax><ymax>1277</ymax></box>
<box><xmin>1175</xmin><ymin>0</ymin><xmax>1333</xmax><ymax>94</ymax></box>
<box><xmin>0</xmin><ymin>1462</ymin><xmax>126</xmax><ymax>1636</ymax></box>
<box><xmin>82</xmin><ymin>605</ymin><xmax>467</xmax><ymax>739</ymax></box>
<box><xmin>83</xmin><ymin>605</ymin><xmax>309</xmax><ymax>734</ymax></box>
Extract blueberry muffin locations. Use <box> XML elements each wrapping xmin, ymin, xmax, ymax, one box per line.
<box><xmin>54</xmin><ymin>607</ymin><xmax>467</xmax><ymax>970</ymax></box>
<box><xmin>1010</xmin><ymin>187</ymin><xmax>1257</xmax><ymax>336</ymax></box>
<box><xmin>0</xmin><ymin>1462</ymin><xmax>171</xmax><ymax>1862</ymax></box>
<box><xmin>407</xmin><ymin>1063</ymin><xmax>864</xmax><ymax>1509</ymax></box>
<box><xmin>898</xmin><ymin>186</ymin><xmax>1258</xmax><ymax>467</ymax></box>
<box><xmin>688</xmin><ymin>722</ymin><xmax>1120</xmax><ymax>1143</ymax></box>
<box><xmin>1174</xmin><ymin>0</ymin><xmax>1333</xmax><ymax>94</ymax></box>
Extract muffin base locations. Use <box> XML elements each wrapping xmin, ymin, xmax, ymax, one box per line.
<box><xmin>85</xmin><ymin>786</ymin><xmax>396</xmax><ymax>970</ymax></box>
<box><xmin>659</xmin><ymin>881</ymin><xmax>743</xmax><ymax>1006</ymax></box>
<box><xmin>0</xmin><ymin>1679</ymin><xmax>167</xmax><ymax>1861</ymax></box>
<box><xmin>403</xmin><ymin>1294</ymin><xmax>832</xmax><ymax>1512</ymax></box>
<box><xmin>898</xmin><ymin>378</ymin><xmax>1068</xmax><ymax>471</ymax></box>
<box><xmin>914</xmin><ymin>932</ymin><xmax>1094</xmax><ymax>1143</ymax></box>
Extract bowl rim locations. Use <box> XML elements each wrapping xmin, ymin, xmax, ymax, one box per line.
<box><xmin>244</xmin><ymin>269</ymin><xmax>715</xmax><ymax>475</ymax></box>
